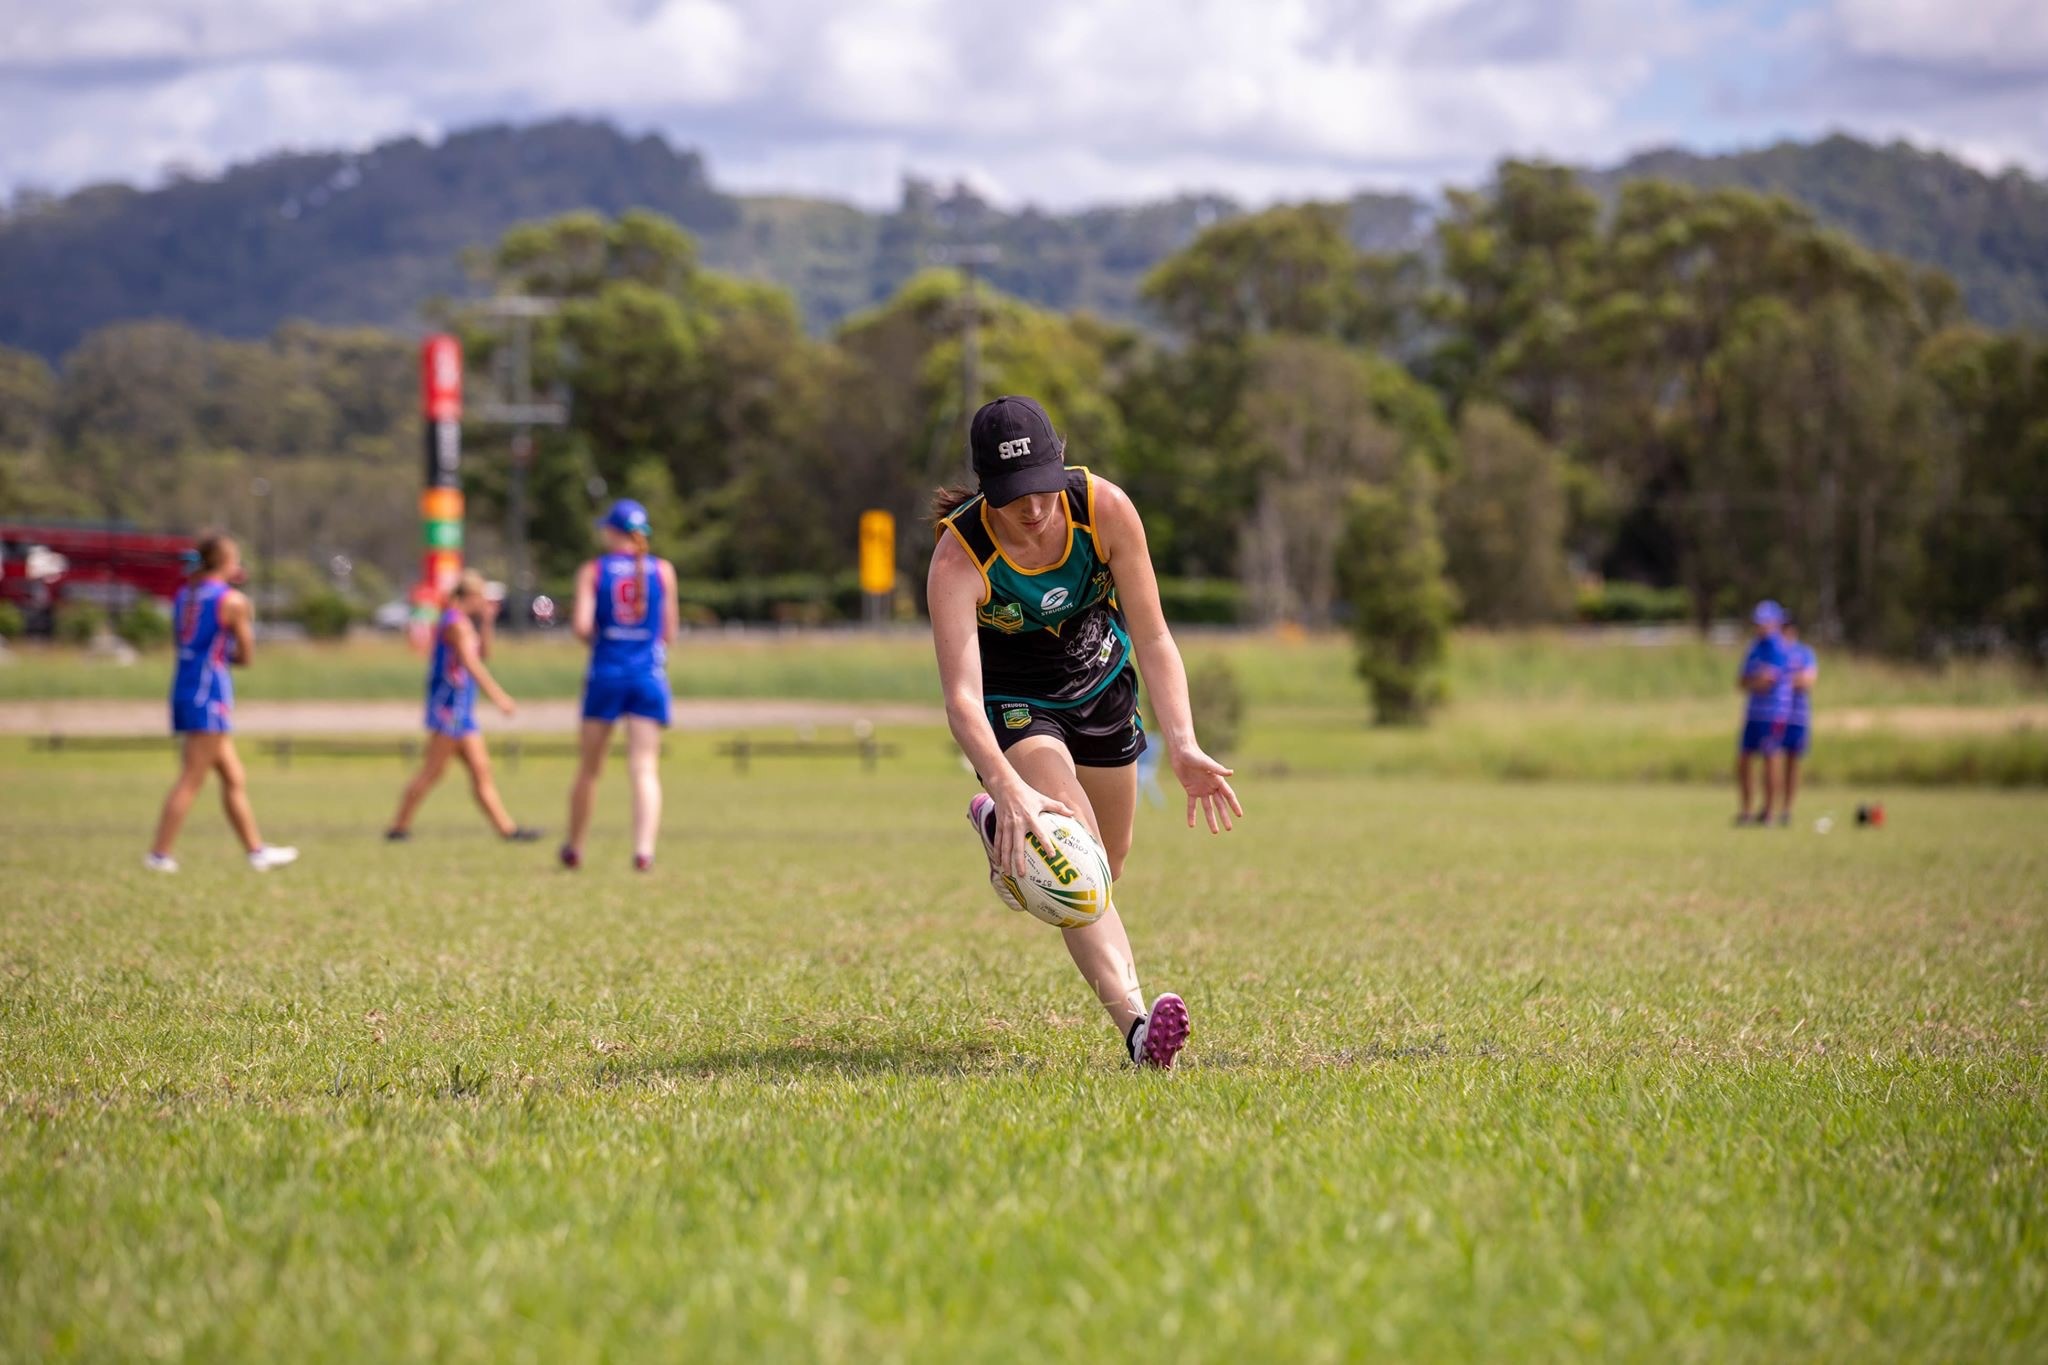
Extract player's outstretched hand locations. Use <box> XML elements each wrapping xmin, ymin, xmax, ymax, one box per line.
<box><xmin>1171</xmin><ymin>744</ymin><xmax>1242</xmax><ymax>834</ymax></box>
<box><xmin>991</xmin><ymin>777</ymin><xmax>1078</xmax><ymax>878</ymax></box>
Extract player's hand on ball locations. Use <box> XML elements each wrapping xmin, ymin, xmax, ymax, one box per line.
<box><xmin>991</xmin><ymin>777</ymin><xmax>1078</xmax><ymax>877</ymax></box>
<box><xmin>1171</xmin><ymin>744</ymin><xmax>1242</xmax><ymax>834</ymax></box>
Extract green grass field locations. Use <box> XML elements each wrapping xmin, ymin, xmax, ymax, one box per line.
<box><xmin>3</xmin><ymin>740</ymin><xmax>2043</xmax><ymax>1360</ymax></box>
<box><xmin>6</xmin><ymin>627</ymin><xmax>2043</xmax><ymax>708</ymax></box>
<box><xmin>6</xmin><ymin>628</ymin><xmax>2047</xmax><ymax>787</ymax></box>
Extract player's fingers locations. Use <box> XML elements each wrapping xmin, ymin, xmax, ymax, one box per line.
<box><xmin>1020</xmin><ymin>812</ymin><xmax>1055</xmax><ymax>875</ymax></box>
<box><xmin>1184</xmin><ymin>792</ymin><xmax>1198</xmax><ymax>829</ymax></box>
<box><xmin>1202</xmin><ymin>796</ymin><xmax>1221</xmax><ymax>835</ymax></box>
<box><xmin>1219</xmin><ymin>779</ymin><xmax>1245</xmax><ymax>819</ymax></box>
<box><xmin>1210</xmin><ymin>793</ymin><xmax>1235</xmax><ymax>832</ymax></box>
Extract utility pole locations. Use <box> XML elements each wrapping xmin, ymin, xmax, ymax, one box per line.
<box><xmin>929</xmin><ymin>244</ymin><xmax>999</xmax><ymax>479</ymax></box>
<box><xmin>471</xmin><ymin>296</ymin><xmax>567</xmax><ymax>627</ymax></box>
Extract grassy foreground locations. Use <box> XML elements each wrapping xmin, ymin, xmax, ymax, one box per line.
<box><xmin>2</xmin><ymin>743</ymin><xmax>2043</xmax><ymax>1361</ymax></box>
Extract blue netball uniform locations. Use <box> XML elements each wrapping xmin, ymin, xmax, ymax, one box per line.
<box><xmin>425</xmin><ymin>607</ymin><xmax>479</xmax><ymax>737</ymax></box>
<box><xmin>581</xmin><ymin>553</ymin><xmax>671</xmax><ymax>724</ymax></box>
<box><xmin>169</xmin><ymin>577</ymin><xmax>234</xmax><ymax>734</ymax></box>
<box><xmin>1782</xmin><ymin>641</ymin><xmax>1816</xmax><ymax>757</ymax></box>
<box><xmin>1738</xmin><ymin>633</ymin><xmax>1790</xmax><ymax>755</ymax></box>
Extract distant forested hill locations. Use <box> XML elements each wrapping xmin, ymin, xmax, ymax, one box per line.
<box><xmin>0</xmin><ymin>117</ymin><xmax>1425</xmax><ymax>360</ymax></box>
<box><xmin>3</xmin><ymin>118</ymin><xmax>2043</xmax><ymax>361</ymax></box>
<box><xmin>1590</xmin><ymin>135</ymin><xmax>2048</xmax><ymax>330</ymax></box>
<box><xmin>0</xmin><ymin>121</ymin><xmax>739</xmax><ymax>362</ymax></box>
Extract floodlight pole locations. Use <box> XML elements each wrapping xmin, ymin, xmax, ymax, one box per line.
<box><xmin>930</xmin><ymin>244</ymin><xmax>1000</xmax><ymax>477</ymax></box>
<box><xmin>471</xmin><ymin>296</ymin><xmax>567</xmax><ymax>626</ymax></box>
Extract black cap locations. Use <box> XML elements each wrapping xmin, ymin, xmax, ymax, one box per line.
<box><xmin>971</xmin><ymin>396</ymin><xmax>1066</xmax><ymax>507</ymax></box>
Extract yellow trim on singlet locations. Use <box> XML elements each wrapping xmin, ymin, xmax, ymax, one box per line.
<box><xmin>939</xmin><ymin>504</ymin><xmax>996</xmax><ymax>607</ymax></box>
<box><xmin>1079</xmin><ymin>467</ymin><xmax>1108</xmax><ymax>563</ymax></box>
<box><xmin>980</xmin><ymin>476</ymin><xmax>1078</xmax><ymax>578</ymax></box>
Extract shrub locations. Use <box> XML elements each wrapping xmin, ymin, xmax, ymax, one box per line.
<box><xmin>0</xmin><ymin>600</ymin><xmax>22</xmax><ymax>640</ymax></box>
<box><xmin>295</xmin><ymin>588</ymin><xmax>357</xmax><ymax>640</ymax></box>
<box><xmin>54</xmin><ymin>600</ymin><xmax>105</xmax><ymax>646</ymax></box>
<box><xmin>1156</xmin><ymin>578</ymin><xmax>1244</xmax><ymax>626</ymax></box>
<box><xmin>114</xmin><ymin>600</ymin><xmax>173</xmax><ymax>649</ymax></box>
<box><xmin>1185</xmin><ymin>656</ymin><xmax>1246</xmax><ymax>755</ymax></box>
<box><xmin>1336</xmin><ymin>465</ymin><xmax>1457</xmax><ymax>726</ymax></box>
<box><xmin>1576</xmin><ymin>581</ymin><xmax>1689</xmax><ymax>624</ymax></box>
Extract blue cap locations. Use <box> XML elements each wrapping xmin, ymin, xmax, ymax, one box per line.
<box><xmin>603</xmin><ymin>499</ymin><xmax>651</xmax><ymax>536</ymax></box>
<box><xmin>1753</xmin><ymin>599</ymin><xmax>1785</xmax><ymax>626</ymax></box>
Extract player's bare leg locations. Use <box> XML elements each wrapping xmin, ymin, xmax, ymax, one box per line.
<box><xmin>1735</xmin><ymin>751</ymin><xmax>1758</xmax><ymax>822</ymax></box>
<box><xmin>149</xmin><ymin>733</ymin><xmax>220</xmax><ymax>861</ymax></box>
<box><xmin>389</xmin><ymin>733</ymin><xmax>457</xmax><ymax>836</ymax></box>
<box><xmin>456</xmin><ymin>734</ymin><xmax>519</xmax><ymax>837</ymax></box>
<box><xmin>624</xmin><ymin>716</ymin><xmax>662</xmax><ymax>868</ymax></box>
<box><xmin>562</xmin><ymin>719</ymin><xmax>611</xmax><ymax>866</ymax></box>
<box><xmin>1007</xmin><ymin>738</ymin><xmax>1146</xmax><ymax>1033</ymax></box>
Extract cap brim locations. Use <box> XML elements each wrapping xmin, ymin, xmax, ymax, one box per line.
<box><xmin>980</xmin><ymin>461</ymin><xmax>1068</xmax><ymax>508</ymax></box>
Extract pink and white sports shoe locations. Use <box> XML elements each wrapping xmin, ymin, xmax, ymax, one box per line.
<box><xmin>1127</xmin><ymin>993</ymin><xmax>1190</xmax><ymax>1070</ymax></box>
<box><xmin>967</xmin><ymin>792</ymin><xmax>1028</xmax><ymax>915</ymax></box>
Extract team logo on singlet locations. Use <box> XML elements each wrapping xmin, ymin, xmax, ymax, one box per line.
<box><xmin>979</xmin><ymin>601</ymin><xmax>1026</xmax><ymax>633</ymax></box>
<box><xmin>1039</xmin><ymin>586</ymin><xmax>1069</xmax><ymax>612</ymax></box>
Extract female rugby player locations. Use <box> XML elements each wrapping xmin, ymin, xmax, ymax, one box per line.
<box><xmin>144</xmin><ymin>533</ymin><xmax>299</xmax><ymax>872</ymax></box>
<box><xmin>560</xmin><ymin>499</ymin><xmax>679</xmax><ymax>872</ymax></box>
<box><xmin>385</xmin><ymin>570</ymin><xmax>540</xmax><ymax>843</ymax></box>
<box><xmin>930</xmin><ymin>396</ymin><xmax>1242</xmax><ymax>1069</ymax></box>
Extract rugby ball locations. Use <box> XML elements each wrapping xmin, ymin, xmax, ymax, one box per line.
<box><xmin>993</xmin><ymin>814</ymin><xmax>1114</xmax><ymax>929</ymax></box>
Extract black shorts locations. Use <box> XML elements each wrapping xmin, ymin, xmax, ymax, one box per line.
<box><xmin>985</xmin><ymin>666</ymin><xmax>1147</xmax><ymax>768</ymax></box>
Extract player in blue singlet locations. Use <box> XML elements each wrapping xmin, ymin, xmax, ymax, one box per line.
<box><xmin>929</xmin><ymin>396</ymin><xmax>1242</xmax><ymax>1070</ymax></box>
<box><xmin>385</xmin><ymin>570</ymin><xmax>540</xmax><ymax>843</ymax></box>
<box><xmin>1778</xmin><ymin>617</ymin><xmax>1818</xmax><ymax>825</ymax></box>
<box><xmin>145</xmin><ymin>533</ymin><xmax>298</xmax><ymax>872</ymax></box>
<box><xmin>560</xmin><ymin>499</ymin><xmax>679</xmax><ymax>872</ymax></box>
<box><xmin>1735</xmin><ymin>599</ymin><xmax>1791</xmax><ymax>826</ymax></box>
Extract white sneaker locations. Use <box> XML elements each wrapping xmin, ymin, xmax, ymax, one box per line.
<box><xmin>143</xmin><ymin>852</ymin><xmax>178</xmax><ymax>873</ymax></box>
<box><xmin>967</xmin><ymin>793</ymin><xmax>1028</xmax><ymax>915</ymax></box>
<box><xmin>248</xmin><ymin>846</ymin><xmax>300</xmax><ymax>872</ymax></box>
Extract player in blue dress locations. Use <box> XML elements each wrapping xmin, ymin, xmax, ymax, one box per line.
<box><xmin>1778</xmin><ymin>616</ymin><xmax>1818</xmax><ymax>826</ymax></box>
<box><xmin>1735</xmin><ymin>599</ymin><xmax>1791</xmax><ymax>826</ymax></box>
<box><xmin>145</xmin><ymin>533</ymin><xmax>298</xmax><ymax>872</ymax></box>
<box><xmin>560</xmin><ymin>500</ymin><xmax>679</xmax><ymax>872</ymax></box>
<box><xmin>385</xmin><ymin>570</ymin><xmax>540</xmax><ymax>843</ymax></box>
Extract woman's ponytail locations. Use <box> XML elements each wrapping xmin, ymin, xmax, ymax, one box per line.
<box><xmin>633</xmin><ymin>530</ymin><xmax>649</xmax><ymax>607</ymax></box>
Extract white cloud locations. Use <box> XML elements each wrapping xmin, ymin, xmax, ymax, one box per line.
<box><xmin>1</xmin><ymin>0</ymin><xmax>2043</xmax><ymax>207</ymax></box>
<box><xmin>1835</xmin><ymin>0</ymin><xmax>2048</xmax><ymax>70</ymax></box>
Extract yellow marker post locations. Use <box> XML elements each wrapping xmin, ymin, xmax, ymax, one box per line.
<box><xmin>859</xmin><ymin>509</ymin><xmax>896</xmax><ymax>625</ymax></box>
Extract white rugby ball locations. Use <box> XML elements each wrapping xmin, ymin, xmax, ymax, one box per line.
<box><xmin>993</xmin><ymin>814</ymin><xmax>1114</xmax><ymax>929</ymax></box>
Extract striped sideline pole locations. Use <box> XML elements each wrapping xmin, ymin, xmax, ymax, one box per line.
<box><xmin>411</xmin><ymin>334</ymin><xmax>463</xmax><ymax>648</ymax></box>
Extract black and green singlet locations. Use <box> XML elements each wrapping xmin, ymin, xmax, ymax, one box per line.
<box><xmin>936</xmin><ymin>466</ymin><xmax>1131</xmax><ymax>708</ymax></box>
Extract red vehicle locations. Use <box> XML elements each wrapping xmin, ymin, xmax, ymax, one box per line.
<box><xmin>1</xmin><ymin>521</ymin><xmax>197</xmax><ymax>634</ymax></box>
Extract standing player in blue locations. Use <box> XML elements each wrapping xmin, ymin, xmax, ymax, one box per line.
<box><xmin>385</xmin><ymin>570</ymin><xmax>541</xmax><ymax>843</ymax></box>
<box><xmin>144</xmin><ymin>533</ymin><xmax>298</xmax><ymax>872</ymax></box>
<box><xmin>1777</xmin><ymin>615</ymin><xmax>1819</xmax><ymax>826</ymax></box>
<box><xmin>561</xmin><ymin>500</ymin><xmax>679</xmax><ymax>872</ymax></box>
<box><xmin>929</xmin><ymin>396</ymin><xmax>1242</xmax><ymax>1070</ymax></box>
<box><xmin>1735</xmin><ymin>599</ymin><xmax>1792</xmax><ymax>826</ymax></box>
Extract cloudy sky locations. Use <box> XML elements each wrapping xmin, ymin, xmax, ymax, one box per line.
<box><xmin>4</xmin><ymin>0</ymin><xmax>2046</xmax><ymax>207</ymax></box>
